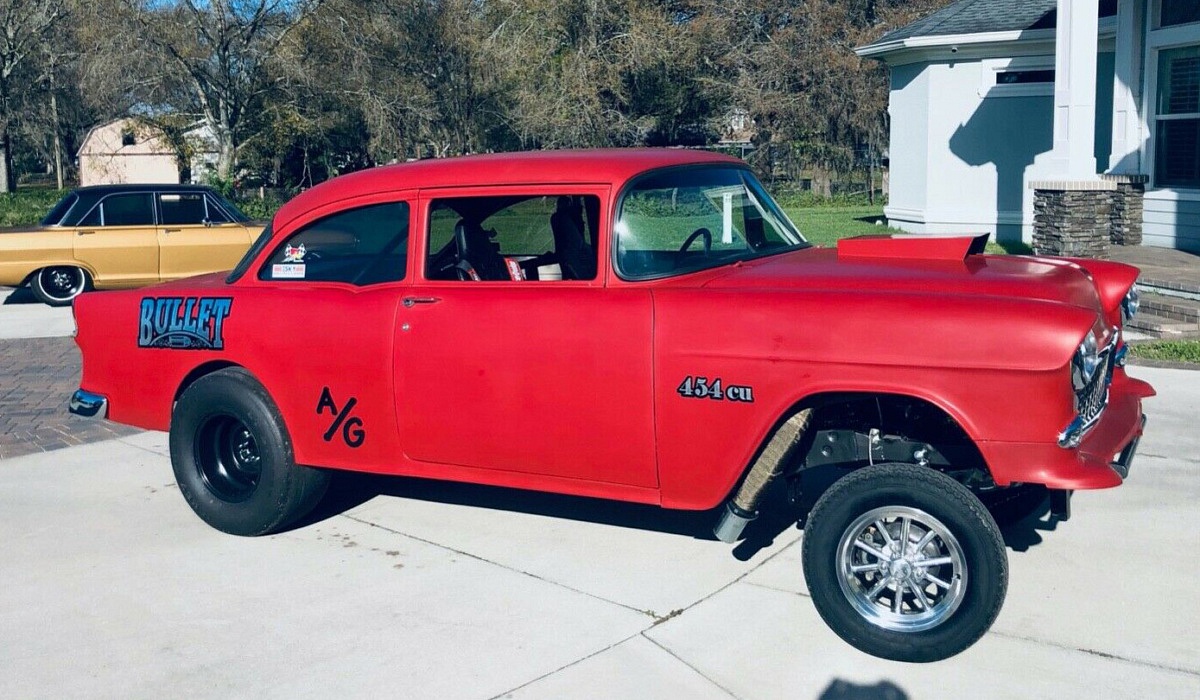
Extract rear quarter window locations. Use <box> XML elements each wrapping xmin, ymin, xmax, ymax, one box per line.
<box><xmin>259</xmin><ymin>201</ymin><xmax>409</xmax><ymax>285</ymax></box>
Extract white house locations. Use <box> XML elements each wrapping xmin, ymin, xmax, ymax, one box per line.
<box><xmin>857</xmin><ymin>0</ymin><xmax>1200</xmax><ymax>253</ymax></box>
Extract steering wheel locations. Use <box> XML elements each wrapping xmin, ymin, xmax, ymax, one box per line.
<box><xmin>302</xmin><ymin>250</ymin><xmax>323</xmax><ymax>262</ymax></box>
<box><xmin>679</xmin><ymin>227</ymin><xmax>712</xmax><ymax>253</ymax></box>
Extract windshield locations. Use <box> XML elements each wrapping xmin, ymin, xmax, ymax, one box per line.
<box><xmin>616</xmin><ymin>166</ymin><xmax>808</xmax><ymax>279</ymax></box>
<box><xmin>226</xmin><ymin>223</ymin><xmax>273</xmax><ymax>283</ymax></box>
<box><xmin>40</xmin><ymin>193</ymin><xmax>79</xmax><ymax>226</ymax></box>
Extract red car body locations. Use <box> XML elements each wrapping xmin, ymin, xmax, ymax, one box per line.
<box><xmin>70</xmin><ymin>149</ymin><xmax>1153</xmax><ymax>661</ymax></box>
<box><xmin>74</xmin><ymin>149</ymin><xmax>1150</xmax><ymax>505</ymax></box>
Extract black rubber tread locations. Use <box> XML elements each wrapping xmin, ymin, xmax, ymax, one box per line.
<box><xmin>169</xmin><ymin>367</ymin><xmax>329</xmax><ymax>536</ymax></box>
<box><xmin>801</xmin><ymin>463</ymin><xmax>1008</xmax><ymax>662</ymax></box>
<box><xmin>30</xmin><ymin>266</ymin><xmax>90</xmax><ymax>306</ymax></box>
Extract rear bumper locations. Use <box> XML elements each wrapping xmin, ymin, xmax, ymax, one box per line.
<box><xmin>68</xmin><ymin>389</ymin><xmax>108</xmax><ymax>418</ymax></box>
<box><xmin>978</xmin><ymin>372</ymin><xmax>1154</xmax><ymax>490</ymax></box>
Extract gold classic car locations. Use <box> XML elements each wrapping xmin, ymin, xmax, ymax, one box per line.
<box><xmin>0</xmin><ymin>184</ymin><xmax>262</xmax><ymax>305</ymax></box>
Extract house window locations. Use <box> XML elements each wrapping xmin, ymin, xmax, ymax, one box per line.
<box><xmin>996</xmin><ymin>69</ymin><xmax>1055</xmax><ymax>85</ymax></box>
<box><xmin>980</xmin><ymin>57</ymin><xmax>1055</xmax><ymax>98</ymax></box>
<box><xmin>1155</xmin><ymin>45</ymin><xmax>1200</xmax><ymax>188</ymax></box>
<box><xmin>121</xmin><ymin>130</ymin><xmax>136</xmax><ymax>147</ymax></box>
<box><xmin>1160</xmin><ymin>0</ymin><xmax>1200</xmax><ymax>28</ymax></box>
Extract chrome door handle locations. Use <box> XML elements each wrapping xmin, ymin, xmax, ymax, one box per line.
<box><xmin>402</xmin><ymin>296</ymin><xmax>441</xmax><ymax>307</ymax></box>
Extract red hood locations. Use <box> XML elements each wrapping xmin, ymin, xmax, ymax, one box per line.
<box><xmin>701</xmin><ymin>246</ymin><xmax>1106</xmax><ymax>313</ymax></box>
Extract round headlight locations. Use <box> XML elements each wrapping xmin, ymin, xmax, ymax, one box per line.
<box><xmin>1072</xmin><ymin>330</ymin><xmax>1101</xmax><ymax>391</ymax></box>
<box><xmin>1122</xmin><ymin>286</ymin><xmax>1140</xmax><ymax>320</ymax></box>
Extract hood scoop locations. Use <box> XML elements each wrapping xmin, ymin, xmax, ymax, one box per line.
<box><xmin>837</xmin><ymin>233</ymin><xmax>989</xmax><ymax>262</ymax></box>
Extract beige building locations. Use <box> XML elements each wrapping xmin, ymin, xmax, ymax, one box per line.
<box><xmin>77</xmin><ymin>118</ymin><xmax>180</xmax><ymax>187</ymax></box>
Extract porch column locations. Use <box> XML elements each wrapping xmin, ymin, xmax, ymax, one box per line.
<box><xmin>1049</xmin><ymin>0</ymin><xmax>1100</xmax><ymax>180</ymax></box>
<box><xmin>1108</xmin><ymin>0</ymin><xmax>1146</xmax><ymax>174</ymax></box>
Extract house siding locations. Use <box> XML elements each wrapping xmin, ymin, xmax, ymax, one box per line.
<box><xmin>884</xmin><ymin>63</ymin><xmax>930</xmax><ymax>227</ymax></box>
<box><xmin>884</xmin><ymin>51</ymin><xmax>1116</xmax><ymax>243</ymax></box>
<box><xmin>1142</xmin><ymin>190</ymin><xmax>1200</xmax><ymax>253</ymax></box>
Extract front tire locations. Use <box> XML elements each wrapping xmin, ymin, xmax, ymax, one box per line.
<box><xmin>30</xmin><ymin>266</ymin><xmax>90</xmax><ymax>306</ymax></box>
<box><xmin>801</xmin><ymin>464</ymin><xmax>1007</xmax><ymax>662</ymax></box>
<box><xmin>169</xmin><ymin>368</ymin><xmax>329</xmax><ymax>536</ymax></box>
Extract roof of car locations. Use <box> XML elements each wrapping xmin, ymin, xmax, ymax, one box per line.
<box><xmin>70</xmin><ymin>183</ymin><xmax>217</xmax><ymax>195</ymax></box>
<box><xmin>273</xmin><ymin>148</ymin><xmax>745</xmax><ymax>229</ymax></box>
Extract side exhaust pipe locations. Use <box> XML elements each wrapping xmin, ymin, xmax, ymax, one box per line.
<box><xmin>713</xmin><ymin>408</ymin><xmax>813</xmax><ymax>543</ymax></box>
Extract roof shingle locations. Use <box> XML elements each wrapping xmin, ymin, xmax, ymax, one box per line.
<box><xmin>866</xmin><ymin>0</ymin><xmax>1116</xmax><ymax>48</ymax></box>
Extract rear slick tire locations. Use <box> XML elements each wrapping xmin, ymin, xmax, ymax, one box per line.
<box><xmin>169</xmin><ymin>368</ymin><xmax>329</xmax><ymax>536</ymax></box>
<box><xmin>801</xmin><ymin>464</ymin><xmax>1007</xmax><ymax>662</ymax></box>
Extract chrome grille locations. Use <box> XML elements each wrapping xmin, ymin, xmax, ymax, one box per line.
<box><xmin>1076</xmin><ymin>342</ymin><xmax>1115</xmax><ymax>428</ymax></box>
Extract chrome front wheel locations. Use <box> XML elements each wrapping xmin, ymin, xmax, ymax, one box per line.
<box><xmin>836</xmin><ymin>506</ymin><xmax>967</xmax><ymax>633</ymax></box>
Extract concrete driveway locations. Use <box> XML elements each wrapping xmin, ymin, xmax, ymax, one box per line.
<box><xmin>1</xmin><ymin>361</ymin><xmax>1198</xmax><ymax>698</ymax></box>
<box><xmin>0</xmin><ymin>287</ymin><xmax>76</xmax><ymax>339</ymax></box>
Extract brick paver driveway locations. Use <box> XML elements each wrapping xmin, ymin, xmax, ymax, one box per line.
<box><xmin>0</xmin><ymin>337</ymin><xmax>139</xmax><ymax>460</ymax></box>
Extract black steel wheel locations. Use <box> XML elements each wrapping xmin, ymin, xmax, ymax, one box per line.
<box><xmin>170</xmin><ymin>368</ymin><xmax>329</xmax><ymax>536</ymax></box>
<box><xmin>31</xmin><ymin>266</ymin><xmax>90</xmax><ymax>306</ymax></box>
<box><xmin>194</xmin><ymin>415</ymin><xmax>263</xmax><ymax>503</ymax></box>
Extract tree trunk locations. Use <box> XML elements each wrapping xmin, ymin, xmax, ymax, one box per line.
<box><xmin>49</xmin><ymin>55</ymin><xmax>64</xmax><ymax>189</ymax></box>
<box><xmin>215</xmin><ymin>126</ymin><xmax>236</xmax><ymax>182</ymax></box>
<box><xmin>50</xmin><ymin>91</ymin><xmax>64</xmax><ymax>190</ymax></box>
<box><xmin>0</xmin><ymin>129</ymin><xmax>14</xmax><ymax>193</ymax></box>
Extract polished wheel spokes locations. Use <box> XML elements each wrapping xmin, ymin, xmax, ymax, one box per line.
<box><xmin>836</xmin><ymin>505</ymin><xmax>967</xmax><ymax>632</ymax></box>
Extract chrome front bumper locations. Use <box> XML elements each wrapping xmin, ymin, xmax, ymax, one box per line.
<box><xmin>68</xmin><ymin>389</ymin><xmax>108</xmax><ymax>418</ymax></box>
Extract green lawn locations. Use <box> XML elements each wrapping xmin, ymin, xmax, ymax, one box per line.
<box><xmin>0</xmin><ymin>189</ymin><xmax>63</xmax><ymax>227</ymax></box>
<box><xmin>1129</xmin><ymin>340</ymin><xmax>1200</xmax><ymax>365</ymax></box>
<box><xmin>783</xmin><ymin>205</ymin><xmax>888</xmax><ymax>247</ymax></box>
<box><xmin>782</xmin><ymin>204</ymin><xmax>1033</xmax><ymax>255</ymax></box>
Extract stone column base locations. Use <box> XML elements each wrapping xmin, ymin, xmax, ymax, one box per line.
<box><xmin>1032</xmin><ymin>183</ymin><xmax>1112</xmax><ymax>258</ymax></box>
<box><xmin>1030</xmin><ymin>175</ymin><xmax>1147</xmax><ymax>258</ymax></box>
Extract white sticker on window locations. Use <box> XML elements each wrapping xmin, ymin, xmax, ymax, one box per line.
<box><xmin>272</xmin><ymin>263</ymin><xmax>306</xmax><ymax>279</ymax></box>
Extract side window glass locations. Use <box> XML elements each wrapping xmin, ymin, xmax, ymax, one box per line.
<box><xmin>426</xmin><ymin>194</ymin><xmax>599</xmax><ymax>281</ymax></box>
<box><xmin>80</xmin><ymin>193</ymin><xmax>154</xmax><ymax>227</ymax></box>
<box><xmin>204</xmin><ymin>196</ymin><xmax>232</xmax><ymax>223</ymax></box>
<box><xmin>159</xmin><ymin>193</ymin><xmax>207</xmax><ymax>225</ymax></box>
<box><xmin>259</xmin><ymin>201</ymin><xmax>409</xmax><ymax>285</ymax></box>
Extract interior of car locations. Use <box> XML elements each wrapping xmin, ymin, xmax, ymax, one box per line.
<box><xmin>426</xmin><ymin>194</ymin><xmax>600</xmax><ymax>281</ymax></box>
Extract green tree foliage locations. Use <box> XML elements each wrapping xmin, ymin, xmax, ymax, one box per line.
<box><xmin>3</xmin><ymin>0</ymin><xmax>956</xmax><ymax>191</ymax></box>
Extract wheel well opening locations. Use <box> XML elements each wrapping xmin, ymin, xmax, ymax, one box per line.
<box><xmin>776</xmin><ymin>392</ymin><xmax>993</xmax><ymax>504</ymax></box>
<box><xmin>175</xmin><ymin>361</ymin><xmax>241</xmax><ymax>404</ymax></box>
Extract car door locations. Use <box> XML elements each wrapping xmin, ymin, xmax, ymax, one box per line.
<box><xmin>396</xmin><ymin>186</ymin><xmax>659</xmax><ymax>489</ymax></box>
<box><xmin>157</xmin><ymin>192</ymin><xmax>255</xmax><ymax>281</ymax></box>
<box><xmin>72</xmin><ymin>192</ymin><xmax>158</xmax><ymax>287</ymax></box>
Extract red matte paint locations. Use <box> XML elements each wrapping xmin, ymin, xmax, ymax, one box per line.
<box><xmin>72</xmin><ymin>149</ymin><xmax>1152</xmax><ymax>510</ymax></box>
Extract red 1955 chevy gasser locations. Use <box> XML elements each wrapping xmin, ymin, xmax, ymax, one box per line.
<box><xmin>70</xmin><ymin>149</ymin><xmax>1152</xmax><ymax>662</ymax></box>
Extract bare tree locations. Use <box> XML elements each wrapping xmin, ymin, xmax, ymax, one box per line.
<box><xmin>0</xmin><ymin>0</ymin><xmax>68</xmax><ymax>192</ymax></box>
<box><xmin>123</xmin><ymin>0</ymin><xmax>322</xmax><ymax>181</ymax></box>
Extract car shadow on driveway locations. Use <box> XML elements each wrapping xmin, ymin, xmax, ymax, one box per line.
<box><xmin>290</xmin><ymin>471</ymin><xmax>719</xmax><ymax>539</ymax></box>
<box><xmin>2</xmin><ymin>287</ymin><xmax>37</xmax><ymax>304</ymax></box>
<box><xmin>996</xmin><ymin>491</ymin><xmax>1065</xmax><ymax>552</ymax></box>
<box><xmin>287</xmin><ymin>470</ymin><xmax>1060</xmax><ymax>558</ymax></box>
<box><xmin>287</xmin><ymin>472</ymin><xmax>806</xmax><ymax>561</ymax></box>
